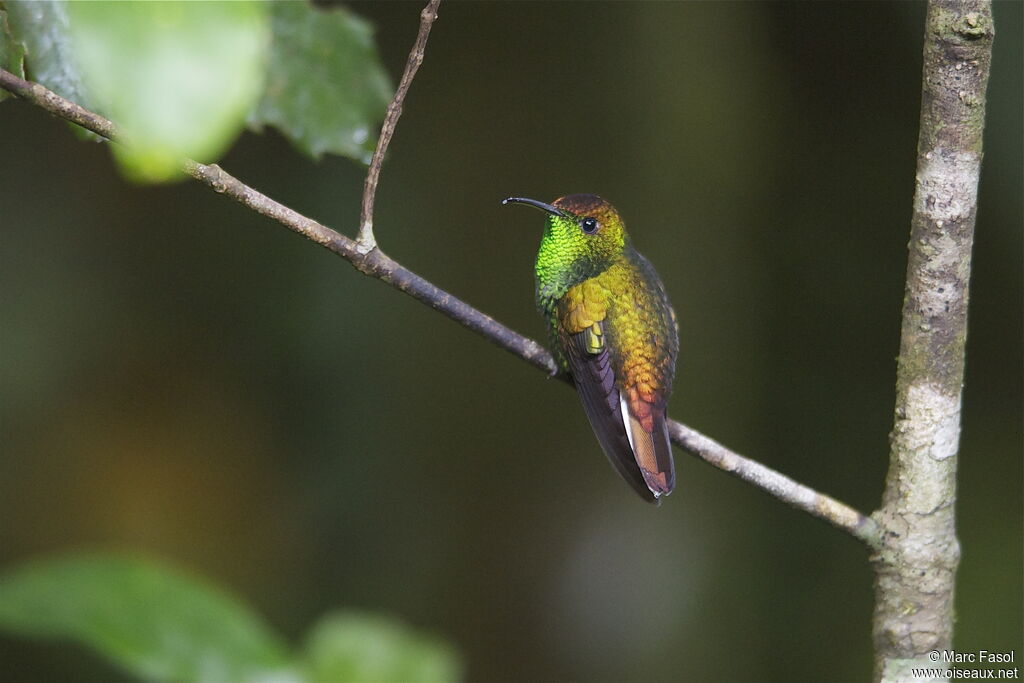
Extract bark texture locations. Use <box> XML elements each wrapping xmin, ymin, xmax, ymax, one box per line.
<box><xmin>872</xmin><ymin>1</ymin><xmax>993</xmax><ymax>681</ymax></box>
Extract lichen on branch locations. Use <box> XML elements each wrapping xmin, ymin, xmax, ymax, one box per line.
<box><xmin>871</xmin><ymin>1</ymin><xmax>994</xmax><ymax>680</ymax></box>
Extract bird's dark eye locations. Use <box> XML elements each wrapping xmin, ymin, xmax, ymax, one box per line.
<box><xmin>580</xmin><ymin>217</ymin><xmax>599</xmax><ymax>234</ymax></box>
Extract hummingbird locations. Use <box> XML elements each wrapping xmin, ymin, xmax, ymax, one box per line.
<box><xmin>503</xmin><ymin>194</ymin><xmax>678</xmax><ymax>503</ymax></box>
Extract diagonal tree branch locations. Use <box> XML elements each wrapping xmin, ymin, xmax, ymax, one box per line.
<box><xmin>0</xmin><ymin>7</ymin><xmax>879</xmax><ymax>548</ymax></box>
<box><xmin>870</xmin><ymin>1</ymin><xmax>994</xmax><ymax>680</ymax></box>
<box><xmin>0</xmin><ymin>65</ymin><xmax>879</xmax><ymax>546</ymax></box>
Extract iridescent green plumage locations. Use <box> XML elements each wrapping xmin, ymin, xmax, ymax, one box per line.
<box><xmin>504</xmin><ymin>194</ymin><xmax>678</xmax><ymax>503</ymax></box>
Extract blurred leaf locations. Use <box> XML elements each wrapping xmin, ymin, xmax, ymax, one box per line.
<box><xmin>302</xmin><ymin>612</ymin><xmax>461</xmax><ymax>683</ymax></box>
<box><xmin>0</xmin><ymin>553</ymin><xmax>293</xmax><ymax>683</ymax></box>
<box><xmin>2</xmin><ymin>1</ymin><xmax>96</xmax><ymax>137</ymax></box>
<box><xmin>248</xmin><ymin>2</ymin><xmax>392</xmax><ymax>163</ymax></box>
<box><xmin>0</xmin><ymin>9</ymin><xmax>27</xmax><ymax>101</ymax></box>
<box><xmin>65</xmin><ymin>1</ymin><xmax>269</xmax><ymax>182</ymax></box>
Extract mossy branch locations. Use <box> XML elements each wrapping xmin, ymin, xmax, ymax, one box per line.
<box><xmin>870</xmin><ymin>1</ymin><xmax>993</xmax><ymax>680</ymax></box>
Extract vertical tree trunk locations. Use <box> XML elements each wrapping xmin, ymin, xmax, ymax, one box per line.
<box><xmin>871</xmin><ymin>1</ymin><xmax>993</xmax><ymax>681</ymax></box>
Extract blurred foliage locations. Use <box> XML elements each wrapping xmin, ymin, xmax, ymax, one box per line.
<box><xmin>2</xmin><ymin>0</ymin><xmax>390</xmax><ymax>180</ymax></box>
<box><xmin>64</xmin><ymin>1</ymin><xmax>269</xmax><ymax>182</ymax></box>
<box><xmin>0</xmin><ymin>8</ymin><xmax>26</xmax><ymax>100</ymax></box>
<box><xmin>0</xmin><ymin>553</ymin><xmax>460</xmax><ymax>683</ymax></box>
<box><xmin>302</xmin><ymin>612</ymin><xmax>461</xmax><ymax>683</ymax></box>
<box><xmin>4</xmin><ymin>1</ymin><xmax>88</xmax><ymax>104</ymax></box>
<box><xmin>3</xmin><ymin>0</ymin><xmax>95</xmax><ymax>140</ymax></box>
<box><xmin>0</xmin><ymin>1</ymin><xmax>1020</xmax><ymax>681</ymax></box>
<box><xmin>248</xmin><ymin>2</ymin><xmax>392</xmax><ymax>163</ymax></box>
<box><xmin>0</xmin><ymin>554</ymin><xmax>291</xmax><ymax>682</ymax></box>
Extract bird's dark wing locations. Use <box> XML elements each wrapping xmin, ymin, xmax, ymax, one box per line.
<box><xmin>562</xmin><ymin>322</ymin><xmax>662</xmax><ymax>503</ymax></box>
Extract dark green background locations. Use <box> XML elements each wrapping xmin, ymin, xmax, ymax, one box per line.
<box><xmin>1</xmin><ymin>2</ymin><xmax>1020</xmax><ymax>681</ymax></box>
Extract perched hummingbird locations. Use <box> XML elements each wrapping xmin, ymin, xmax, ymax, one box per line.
<box><xmin>503</xmin><ymin>194</ymin><xmax>678</xmax><ymax>503</ymax></box>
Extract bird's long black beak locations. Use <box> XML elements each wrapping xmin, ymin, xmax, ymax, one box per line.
<box><xmin>502</xmin><ymin>197</ymin><xmax>567</xmax><ymax>217</ymax></box>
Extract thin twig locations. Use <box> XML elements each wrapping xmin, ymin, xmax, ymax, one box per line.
<box><xmin>669</xmin><ymin>423</ymin><xmax>877</xmax><ymax>543</ymax></box>
<box><xmin>0</xmin><ymin>72</ymin><xmax>116</xmax><ymax>137</ymax></box>
<box><xmin>0</xmin><ymin>60</ymin><xmax>879</xmax><ymax>547</ymax></box>
<box><xmin>357</xmin><ymin>0</ymin><xmax>440</xmax><ymax>253</ymax></box>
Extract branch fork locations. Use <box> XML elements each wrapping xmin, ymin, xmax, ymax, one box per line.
<box><xmin>0</xmin><ymin>0</ymin><xmax>878</xmax><ymax>549</ymax></box>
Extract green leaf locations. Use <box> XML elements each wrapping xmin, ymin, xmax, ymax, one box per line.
<box><xmin>3</xmin><ymin>1</ymin><xmax>92</xmax><ymax>119</ymax></box>
<box><xmin>65</xmin><ymin>1</ymin><xmax>270</xmax><ymax>182</ymax></box>
<box><xmin>0</xmin><ymin>8</ymin><xmax>27</xmax><ymax>102</ymax></box>
<box><xmin>0</xmin><ymin>553</ymin><xmax>293</xmax><ymax>683</ymax></box>
<box><xmin>3</xmin><ymin>1</ymin><xmax>98</xmax><ymax>139</ymax></box>
<box><xmin>249</xmin><ymin>2</ymin><xmax>393</xmax><ymax>163</ymax></box>
<box><xmin>302</xmin><ymin>612</ymin><xmax>461</xmax><ymax>683</ymax></box>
